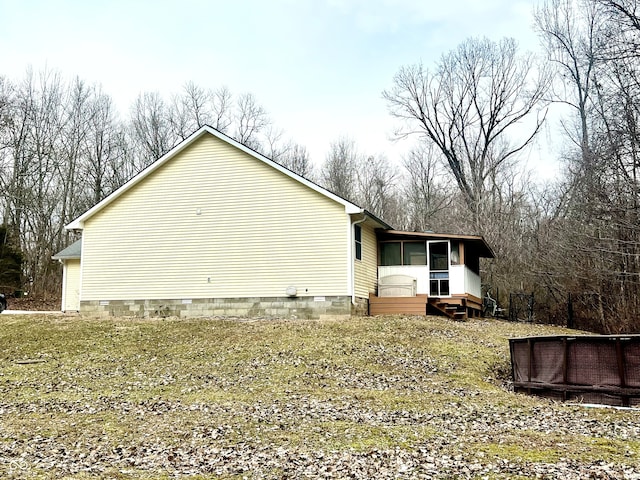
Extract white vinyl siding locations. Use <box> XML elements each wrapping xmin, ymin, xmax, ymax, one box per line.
<box><xmin>80</xmin><ymin>135</ymin><xmax>350</xmax><ymax>300</ymax></box>
<box><xmin>62</xmin><ymin>259</ymin><xmax>81</xmax><ymax>311</ymax></box>
<box><xmin>354</xmin><ymin>220</ymin><xmax>378</xmax><ymax>298</ymax></box>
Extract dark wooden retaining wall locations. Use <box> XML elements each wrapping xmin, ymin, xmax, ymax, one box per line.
<box><xmin>509</xmin><ymin>335</ymin><xmax>640</xmax><ymax>407</ymax></box>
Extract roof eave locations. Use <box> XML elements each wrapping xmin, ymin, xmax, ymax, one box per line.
<box><xmin>52</xmin><ymin>254</ymin><xmax>81</xmax><ymax>260</ymax></box>
<box><xmin>363</xmin><ymin>209</ymin><xmax>393</xmax><ymax>230</ymax></box>
<box><xmin>379</xmin><ymin>230</ymin><xmax>495</xmax><ymax>258</ymax></box>
<box><xmin>52</xmin><ymin>239</ymin><xmax>83</xmax><ymax>260</ymax></box>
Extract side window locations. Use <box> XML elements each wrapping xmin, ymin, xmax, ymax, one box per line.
<box><xmin>354</xmin><ymin>224</ymin><xmax>362</xmax><ymax>261</ymax></box>
<box><xmin>380</xmin><ymin>242</ymin><xmax>401</xmax><ymax>265</ymax></box>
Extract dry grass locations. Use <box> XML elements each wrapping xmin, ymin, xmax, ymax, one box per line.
<box><xmin>0</xmin><ymin>314</ymin><xmax>638</xmax><ymax>478</ymax></box>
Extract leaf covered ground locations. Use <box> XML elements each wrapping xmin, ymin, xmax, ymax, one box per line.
<box><xmin>0</xmin><ymin>314</ymin><xmax>638</xmax><ymax>479</ymax></box>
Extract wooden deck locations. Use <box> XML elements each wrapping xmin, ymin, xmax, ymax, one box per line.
<box><xmin>369</xmin><ymin>293</ymin><xmax>483</xmax><ymax>319</ymax></box>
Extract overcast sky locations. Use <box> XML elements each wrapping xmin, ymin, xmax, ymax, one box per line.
<box><xmin>0</xmin><ymin>0</ymin><xmax>559</xmax><ymax>177</ymax></box>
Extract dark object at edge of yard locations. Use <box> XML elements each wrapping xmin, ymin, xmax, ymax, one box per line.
<box><xmin>510</xmin><ymin>334</ymin><xmax>640</xmax><ymax>407</ymax></box>
<box><xmin>0</xmin><ymin>293</ymin><xmax>6</xmax><ymax>312</ymax></box>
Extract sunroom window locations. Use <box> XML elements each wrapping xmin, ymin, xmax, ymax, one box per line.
<box><xmin>403</xmin><ymin>242</ymin><xmax>427</xmax><ymax>265</ymax></box>
<box><xmin>380</xmin><ymin>241</ymin><xmax>427</xmax><ymax>266</ymax></box>
<box><xmin>380</xmin><ymin>242</ymin><xmax>401</xmax><ymax>266</ymax></box>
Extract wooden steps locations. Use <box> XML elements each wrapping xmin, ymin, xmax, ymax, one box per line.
<box><xmin>431</xmin><ymin>300</ymin><xmax>468</xmax><ymax>320</ymax></box>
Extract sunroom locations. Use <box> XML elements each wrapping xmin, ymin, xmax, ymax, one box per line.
<box><xmin>369</xmin><ymin>231</ymin><xmax>495</xmax><ymax>318</ymax></box>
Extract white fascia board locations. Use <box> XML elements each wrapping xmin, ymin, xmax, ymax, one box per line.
<box><xmin>66</xmin><ymin>125</ymin><xmax>364</xmax><ymax>230</ymax></box>
<box><xmin>345</xmin><ymin>204</ymin><xmax>364</xmax><ymax>215</ymax></box>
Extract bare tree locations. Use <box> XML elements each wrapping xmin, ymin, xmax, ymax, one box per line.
<box><xmin>275</xmin><ymin>142</ymin><xmax>314</xmax><ymax>179</ymax></box>
<box><xmin>234</xmin><ymin>92</ymin><xmax>269</xmax><ymax>150</ymax></box>
<box><xmin>210</xmin><ymin>86</ymin><xmax>233</xmax><ymax>133</ymax></box>
<box><xmin>355</xmin><ymin>154</ymin><xmax>399</xmax><ymax>221</ymax></box>
<box><xmin>535</xmin><ymin>0</ymin><xmax>603</xmax><ymax>170</ymax></box>
<box><xmin>532</xmin><ymin>0</ymin><xmax>640</xmax><ymax>332</ymax></box>
<box><xmin>262</xmin><ymin>126</ymin><xmax>289</xmax><ymax>162</ymax></box>
<box><xmin>384</xmin><ymin>37</ymin><xmax>548</xmax><ymax>231</ymax></box>
<box><xmin>0</xmin><ymin>76</ymin><xmax>10</xmax><ymax>129</ymax></box>
<box><xmin>130</xmin><ymin>91</ymin><xmax>176</xmax><ymax>166</ymax></box>
<box><xmin>167</xmin><ymin>82</ymin><xmax>237</xmax><ymax>141</ymax></box>
<box><xmin>81</xmin><ymin>88</ymin><xmax>126</xmax><ymax>206</ymax></box>
<box><xmin>319</xmin><ymin>138</ymin><xmax>401</xmax><ymax>223</ymax></box>
<box><xmin>168</xmin><ymin>81</ymin><xmax>222</xmax><ymax>140</ymax></box>
<box><xmin>402</xmin><ymin>142</ymin><xmax>452</xmax><ymax>231</ymax></box>
<box><xmin>599</xmin><ymin>0</ymin><xmax>640</xmax><ymax>44</ymax></box>
<box><xmin>131</xmin><ymin>85</ymin><xmax>275</xmax><ymax>168</ymax></box>
<box><xmin>57</xmin><ymin>77</ymin><xmax>92</xmax><ymax>241</ymax></box>
<box><xmin>168</xmin><ymin>82</ymin><xmax>204</xmax><ymax>141</ymax></box>
<box><xmin>0</xmin><ymin>76</ymin><xmax>15</xmax><ymax>221</ymax></box>
<box><xmin>320</xmin><ymin>137</ymin><xmax>359</xmax><ymax>201</ymax></box>
<box><xmin>1</xmin><ymin>68</ymin><xmax>67</xmax><ymax>295</ymax></box>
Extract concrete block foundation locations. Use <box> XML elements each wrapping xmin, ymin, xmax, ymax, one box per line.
<box><xmin>80</xmin><ymin>295</ymin><xmax>369</xmax><ymax>319</ymax></box>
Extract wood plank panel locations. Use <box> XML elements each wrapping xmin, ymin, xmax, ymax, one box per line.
<box><xmin>369</xmin><ymin>294</ymin><xmax>428</xmax><ymax>315</ymax></box>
